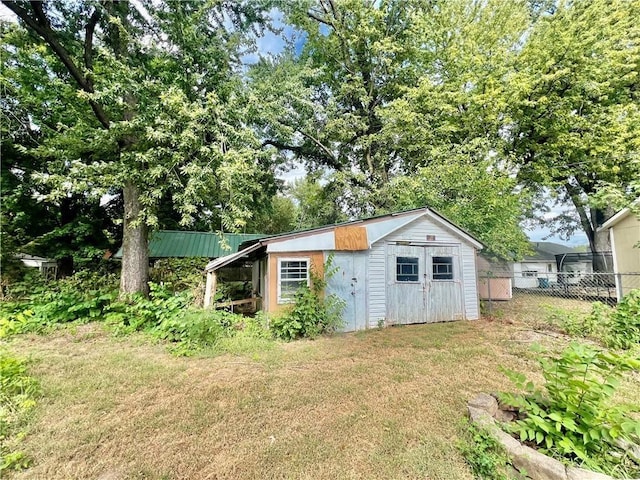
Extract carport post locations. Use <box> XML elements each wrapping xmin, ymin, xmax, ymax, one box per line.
<box><xmin>204</xmin><ymin>271</ymin><xmax>218</xmax><ymax>308</ymax></box>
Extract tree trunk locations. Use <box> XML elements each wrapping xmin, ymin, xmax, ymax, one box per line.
<box><xmin>120</xmin><ymin>181</ymin><xmax>149</xmax><ymax>296</ymax></box>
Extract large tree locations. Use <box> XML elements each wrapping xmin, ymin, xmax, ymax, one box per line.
<box><xmin>2</xmin><ymin>0</ymin><xmax>278</xmax><ymax>294</ymax></box>
<box><xmin>506</xmin><ymin>0</ymin><xmax>640</xmax><ymax>260</ymax></box>
<box><xmin>251</xmin><ymin>0</ymin><xmax>532</xmax><ymax>257</ymax></box>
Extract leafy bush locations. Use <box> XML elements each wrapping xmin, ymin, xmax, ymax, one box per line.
<box><xmin>542</xmin><ymin>304</ymin><xmax>601</xmax><ymax>338</ymax></box>
<box><xmin>606</xmin><ymin>289</ymin><xmax>640</xmax><ymax>350</ymax></box>
<box><xmin>150</xmin><ymin>258</ymin><xmax>205</xmax><ymax>293</ymax></box>
<box><xmin>500</xmin><ymin>343</ymin><xmax>640</xmax><ymax>476</ymax></box>
<box><xmin>271</xmin><ymin>256</ymin><xmax>345</xmax><ymax>341</ymax></box>
<box><xmin>0</xmin><ymin>351</ymin><xmax>39</xmax><ymax>472</ymax></box>
<box><xmin>104</xmin><ymin>283</ymin><xmax>191</xmax><ymax>335</ymax></box>
<box><xmin>458</xmin><ymin>420</ymin><xmax>511</xmax><ymax>480</ymax></box>
<box><xmin>0</xmin><ymin>287</ymin><xmax>116</xmax><ymax>338</ymax></box>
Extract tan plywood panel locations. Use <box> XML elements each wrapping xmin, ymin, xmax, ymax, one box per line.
<box><xmin>334</xmin><ymin>226</ymin><xmax>368</xmax><ymax>251</ymax></box>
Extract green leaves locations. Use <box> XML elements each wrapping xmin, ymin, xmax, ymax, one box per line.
<box><xmin>499</xmin><ymin>342</ymin><xmax>640</xmax><ymax>475</ymax></box>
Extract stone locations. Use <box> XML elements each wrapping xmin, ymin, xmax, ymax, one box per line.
<box><xmin>511</xmin><ymin>444</ymin><xmax>568</xmax><ymax>480</ymax></box>
<box><xmin>566</xmin><ymin>467</ymin><xmax>612</xmax><ymax>480</ymax></box>
<box><xmin>507</xmin><ymin>465</ymin><xmax>529</xmax><ymax>480</ymax></box>
<box><xmin>468</xmin><ymin>406</ymin><xmax>495</xmax><ymax>428</ymax></box>
<box><xmin>468</xmin><ymin>393</ymin><xmax>499</xmax><ymax>416</ymax></box>
<box><xmin>495</xmin><ymin>409</ymin><xmax>516</xmax><ymax>423</ymax></box>
<box><xmin>490</xmin><ymin>425</ymin><xmax>523</xmax><ymax>454</ymax></box>
<box><xmin>614</xmin><ymin>438</ymin><xmax>640</xmax><ymax>464</ymax></box>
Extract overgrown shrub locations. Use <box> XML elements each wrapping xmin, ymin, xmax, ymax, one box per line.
<box><xmin>270</xmin><ymin>256</ymin><xmax>345</xmax><ymax>341</ymax></box>
<box><xmin>542</xmin><ymin>304</ymin><xmax>601</xmax><ymax>338</ymax></box>
<box><xmin>458</xmin><ymin>420</ymin><xmax>511</xmax><ymax>480</ymax></box>
<box><xmin>152</xmin><ymin>309</ymin><xmax>270</xmax><ymax>356</ymax></box>
<box><xmin>0</xmin><ymin>273</ymin><xmax>117</xmax><ymax>338</ymax></box>
<box><xmin>605</xmin><ymin>289</ymin><xmax>640</xmax><ymax>350</ymax></box>
<box><xmin>104</xmin><ymin>283</ymin><xmax>191</xmax><ymax>335</ymax></box>
<box><xmin>0</xmin><ymin>351</ymin><xmax>39</xmax><ymax>472</ymax></box>
<box><xmin>150</xmin><ymin>258</ymin><xmax>205</xmax><ymax>293</ymax></box>
<box><xmin>500</xmin><ymin>343</ymin><xmax>640</xmax><ymax>476</ymax></box>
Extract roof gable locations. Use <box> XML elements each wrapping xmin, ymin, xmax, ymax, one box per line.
<box><xmin>261</xmin><ymin>207</ymin><xmax>483</xmax><ymax>253</ymax></box>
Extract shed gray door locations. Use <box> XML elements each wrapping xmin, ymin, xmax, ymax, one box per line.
<box><xmin>425</xmin><ymin>245</ymin><xmax>464</xmax><ymax>322</ymax></box>
<box><xmin>387</xmin><ymin>244</ymin><xmax>464</xmax><ymax>324</ymax></box>
<box><xmin>325</xmin><ymin>252</ymin><xmax>367</xmax><ymax>332</ymax></box>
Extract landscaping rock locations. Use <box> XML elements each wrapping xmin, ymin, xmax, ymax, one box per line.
<box><xmin>495</xmin><ymin>409</ymin><xmax>516</xmax><ymax>423</ymax></box>
<box><xmin>468</xmin><ymin>393</ymin><xmax>499</xmax><ymax>416</ymax></box>
<box><xmin>498</xmin><ymin>401</ymin><xmax>519</xmax><ymax>412</ymax></box>
<box><xmin>510</xmin><ymin>445</ymin><xmax>568</xmax><ymax>480</ymax></box>
<box><xmin>615</xmin><ymin>438</ymin><xmax>640</xmax><ymax>464</ymax></box>
<box><xmin>566</xmin><ymin>467</ymin><xmax>612</xmax><ymax>480</ymax></box>
<box><xmin>467</xmin><ymin>394</ymin><xmax>639</xmax><ymax>480</ymax></box>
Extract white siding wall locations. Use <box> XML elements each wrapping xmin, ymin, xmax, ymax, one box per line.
<box><xmin>368</xmin><ymin>215</ymin><xmax>480</xmax><ymax>327</ymax></box>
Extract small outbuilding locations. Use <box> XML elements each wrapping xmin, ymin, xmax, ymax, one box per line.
<box><xmin>204</xmin><ymin>207</ymin><xmax>483</xmax><ymax>331</ymax></box>
<box><xmin>16</xmin><ymin>253</ymin><xmax>58</xmax><ymax>280</ymax></box>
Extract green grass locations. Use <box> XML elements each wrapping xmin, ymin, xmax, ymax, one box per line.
<box><xmin>2</xmin><ymin>318</ymin><xmax>639</xmax><ymax>480</ymax></box>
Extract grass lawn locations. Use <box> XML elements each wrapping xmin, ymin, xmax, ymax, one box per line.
<box><xmin>4</xmin><ymin>315</ymin><xmax>640</xmax><ymax>480</ymax></box>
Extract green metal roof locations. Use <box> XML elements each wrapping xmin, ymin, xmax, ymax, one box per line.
<box><xmin>114</xmin><ymin>231</ymin><xmax>265</xmax><ymax>259</ymax></box>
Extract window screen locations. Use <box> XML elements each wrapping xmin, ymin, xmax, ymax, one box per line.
<box><xmin>278</xmin><ymin>259</ymin><xmax>309</xmax><ymax>302</ymax></box>
<box><xmin>432</xmin><ymin>256</ymin><xmax>453</xmax><ymax>280</ymax></box>
<box><xmin>396</xmin><ymin>257</ymin><xmax>419</xmax><ymax>282</ymax></box>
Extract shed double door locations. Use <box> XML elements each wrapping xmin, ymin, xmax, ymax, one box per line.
<box><xmin>386</xmin><ymin>244</ymin><xmax>464</xmax><ymax>325</ymax></box>
<box><xmin>325</xmin><ymin>251</ymin><xmax>367</xmax><ymax>332</ymax></box>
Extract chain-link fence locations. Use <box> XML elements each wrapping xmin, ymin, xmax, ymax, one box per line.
<box><xmin>479</xmin><ymin>272</ymin><xmax>640</xmax><ymax>318</ymax></box>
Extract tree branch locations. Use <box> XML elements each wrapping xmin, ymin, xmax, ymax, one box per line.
<box><xmin>84</xmin><ymin>8</ymin><xmax>101</xmax><ymax>71</ymax></box>
<box><xmin>262</xmin><ymin>139</ymin><xmax>343</xmax><ymax>171</ymax></box>
<box><xmin>3</xmin><ymin>0</ymin><xmax>111</xmax><ymax>129</ymax></box>
<box><xmin>565</xmin><ymin>180</ymin><xmax>595</xmax><ymax>251</ymax></box>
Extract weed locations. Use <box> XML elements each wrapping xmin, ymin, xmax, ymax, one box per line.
<box><xmin>606</xmin><ymin>289</ymin><xmax>640</xmax><ymax>350</ymax></box>
<box><xmin>458</xmin><ymin>420</ymin><xmax>511</xmax><ymax>480</ymax></box>
<box><xmin>271</xmin><ymin>255</ymin><xmax>346</xmax><ymax>341</ymax></box>
<box><xmin>500</xmin><ymin>343</ymin><xmax>640</xmax><ymax>476</ymax></box>
<box><xmin>0</xmin><ymin>350</ymin><xmax>40</xmax><ymax>472</ymax></box>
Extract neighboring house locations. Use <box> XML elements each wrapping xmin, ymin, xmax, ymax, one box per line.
<box><xmin>16</xmin><ymin>253</ymin><xmax>58</xmax><ymax>280</ymax></box>
<box><xmin>513</xmin><ymin>242</ymin><xmax>585</xmax><ymax>288</ymax></box>
<box><xmin>114</xmin><ymin>230</ymin><xmax>264</xmax><ymax>261</ymax></box>
<box><xmin>477</xmin><ymin>254</ymin><xmax>513</xmax><ymax>300</ymax></box>
<box><xmin>599</xmin><ymin>207</ymin><xmax>640</xmax><ymax>298</ymax></box>
<box><xmin>205</xmin><ymin>207</ymin><xmax>484</xmax><ymax>332</ymax></box>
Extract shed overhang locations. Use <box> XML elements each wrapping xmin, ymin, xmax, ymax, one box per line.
<box><xmin>205</xmin><ymin>242</ymin><xmax>263</xmax><ymax>272</ymax></box>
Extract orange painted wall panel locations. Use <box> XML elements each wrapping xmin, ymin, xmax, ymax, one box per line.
<box><xmin>267</xmin><ymin>251</ymin><xmax>325</xmax><ymax>313</ymax></box>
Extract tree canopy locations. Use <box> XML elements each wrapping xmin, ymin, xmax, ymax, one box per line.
<box><xmin>2</xmin><ymin>0</ymin><xmax>638</xmax><ymax>290</ymax></box>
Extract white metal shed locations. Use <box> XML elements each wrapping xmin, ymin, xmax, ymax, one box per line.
<box><xmin>205</xmin><ymin>207</ymin><xmax>483</xmax><ymax>331</ymax></box>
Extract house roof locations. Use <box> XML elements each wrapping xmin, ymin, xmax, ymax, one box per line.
<box><xmin>524</xmin><ymin>241</ymin><xmax>576</xmax><ymax>262</ymax></box>
<box><xmin>206</xmin><ymin>206</ymin><xmax>483</xmax><ymax>272</ymax></box>
<box><xmin>114</xmin><ymin>231</ymin><xmax>264</xmax><ymax>259</ymax></box>
<box><xmin>599</xmin><ymin>199</ymin><xmax>640</xmax><ymax>230</ymax></box>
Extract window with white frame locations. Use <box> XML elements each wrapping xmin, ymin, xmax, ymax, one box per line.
<box><xmin>277</xmin><ymin>258</ymin><xmax>310</xmax><ymax>303</ymax></box>
<box><xmin>523</xmin><ymin>270</ymin><xmax>538</xmax><ymax>278</ymax></box>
